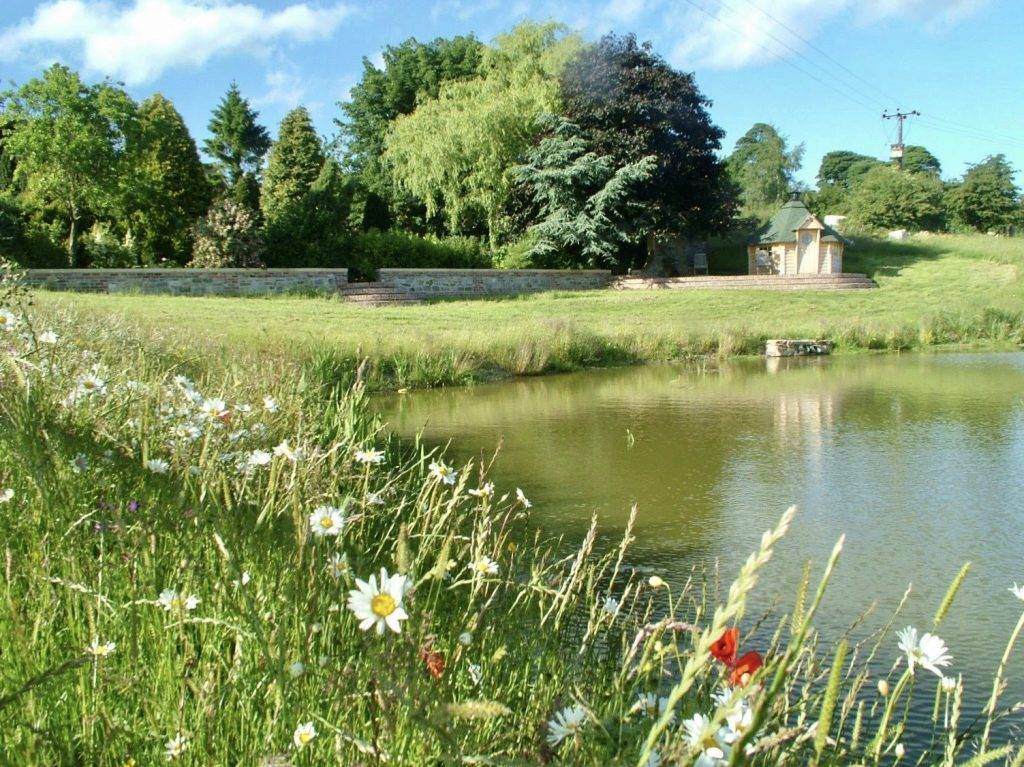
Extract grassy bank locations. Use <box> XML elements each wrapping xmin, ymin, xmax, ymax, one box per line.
<box><xmin>2</xmin><ymin>283</ymin><xmax>1022</xmax><ymax>765</ymax></box>
<box><xmin>32</xmin><ymin>234</ymin><xmax>1024</xmax><ymax>391</ymax></box>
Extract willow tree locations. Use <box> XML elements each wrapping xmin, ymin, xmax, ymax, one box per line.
<box><xmin>383</xmin><ymin>21</ymin><xmax>582</xmax><ymax>246</ymax></box>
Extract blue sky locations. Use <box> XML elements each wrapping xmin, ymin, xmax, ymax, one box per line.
<box><xmin>2</xmin><ymin>0</ymin><xmax>1022</xmax><ymax>185</ymax></box>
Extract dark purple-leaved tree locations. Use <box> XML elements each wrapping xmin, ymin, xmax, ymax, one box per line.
<box><xmin>559</xmin><ymin>34</ymin><xmax>735</xmax><ymax>249</ymax></box>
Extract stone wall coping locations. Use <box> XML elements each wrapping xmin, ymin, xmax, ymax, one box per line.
<box><xmin>377</xmin><ymin>268</ymin><xmax>611</xmax><ymax>275</ymax></box>
<box><xmin>25</xmin><ymin>268</ymin><xmax>348</xmax><ymax>275</ymax></box>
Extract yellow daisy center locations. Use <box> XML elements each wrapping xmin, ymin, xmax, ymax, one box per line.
<box><xmin>298</xmin><ymin>731</ymin><xmax>313</xmax><ymax>745</ymax></box>
<box><xmin>371</xmin><ymin>593</ymin><xmax>396</xmax><ymax>617</ymax></box>
<box><xmin>320</xmin><ymin>516</ymin><xmax>334</xmax><ymax>529</ymax></box>
<box><xmin>476</xmin><ymin>562</ymin><xmax>489</xmax><ymax>572</ymax></box>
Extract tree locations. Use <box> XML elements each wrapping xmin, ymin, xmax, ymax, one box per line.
<box><xmin>559</xmin><ymin>33</ymin><xmax>733</xmax><ymax>246</ymax></box>
<box><xmin>0</xmin><ymin>64</ymin><xmax>137</xmax><ymax>261</ymax></box>
<box><xmin>261</xmin><ymin>107</ymin><xmax>325</xmax><ymax>223</ymax></box>
<box><xmin>190</xmin><ymin>199</ymin><xmax>264</xmax><ymax>267</ymax></box>
<box><xmin>131</xmin><ymin>94</ymin><xmax>212</xmax><ymax>265</ymax></box>
<box><xmin>727</xmin><ymin>123</ymin><xmax>804</xmax><ymax>215</ymax></box>
<box><xmin>384</xmin><ymin>22</ymin><xmax>582</xmax><ymax>245</ymax></box>
<box><xmin>946</xmin><ymin>155</ymin><xmax>1019</xmax><ymax>233</ymax></box>
<box><xmin>203</xmin><ymin>83</ymin><xmax>271</xmax><ymax>187</ymax></box>
<box><xmin>899</xmin><ymin>145</ymin><xmax>941</xmax><ymax>177</ymax></box>
<box><xmin>339</xmin><ymin>35</ymin><xmax>483</xmax><ymax>232</ymax></box>
<box><xmin>512</xmin><ymin>117</ymin><xmax>656</xmax><ymax>269</ymax></box>
<box><xmin>818</xmin><ymin>150</ymin><xmax>882</xmax><ymax>188</ymax></box>
<box><xmin>847</xmin><ymin>165</ymin><xmax>945</xmax><ymax>231</ymax></box>
<box><xmin>264</xmin><ymin>158</ymin><xmax>355</xmax><ymax>267</ymax></box>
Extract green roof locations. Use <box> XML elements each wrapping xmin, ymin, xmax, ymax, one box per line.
<box><xmin>751</xmin><ymin>197</ymin><xmax>846</xmax><ymax>245</ymax></box>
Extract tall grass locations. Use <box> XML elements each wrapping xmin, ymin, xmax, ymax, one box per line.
<box><xmin>2</xmin><ymin>265</ymin><xmax>1023</xmax><ymax>765</ymax></box>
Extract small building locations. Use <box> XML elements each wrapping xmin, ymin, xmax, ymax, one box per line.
<box><xmin>748</xmin><ymin>195</ymin><xmax>847</xmax><ymax>275</ymax></box>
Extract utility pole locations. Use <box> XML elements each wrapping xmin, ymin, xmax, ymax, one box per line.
<box><xmin>883</xmin><ymin>109</ymin><xmax>920</xmax><ymax>170</ymax></box>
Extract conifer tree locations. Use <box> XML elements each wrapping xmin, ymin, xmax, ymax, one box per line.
<box><xmin>132</xmin><ymin>94</ymin><xmax>212</xmax><ymax>264</ymax></box>
<box><xmin>261</xmin><ymin>107</ymin><xmax>325</xmax><ymax>222</ymax></box>
<box><xmin>203</xmin><ymin>83</ymin><xmax>271</xmax><ymax>187</ymax></box>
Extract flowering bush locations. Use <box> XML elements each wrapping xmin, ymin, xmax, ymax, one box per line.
<box><xmin>0</xmin><ymin>268</ymin><xmax>1021</xmax><ymax>765</ymax></box>
<box><xmin>189</xmin><ymin>198</ymin><xmax>265</xmax><ymax>268</ymax></box>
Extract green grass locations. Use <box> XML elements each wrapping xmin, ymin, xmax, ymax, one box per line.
<box><xmin>2</xmin><ymin>293</ymin><xmax>1021</xmax><ymax>765</ymax></box>
<box><xmin>31</xmin><ymin>234</ymin><xmax>1024</xmax><ymax>392</ymax></box>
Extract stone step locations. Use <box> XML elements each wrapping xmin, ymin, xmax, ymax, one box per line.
<box><xmin>337</xmin><ymin>282</ymin><xmax>422</xmax><ymax>305</ymax></box>
<box><xmin>612</xmin><ymin>274</ymin><xmax>877</xmax><ymax>291</ymax></box>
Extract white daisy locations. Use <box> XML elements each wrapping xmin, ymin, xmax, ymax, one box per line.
<box><xmin>0</xmin><ymin>488</ymin><xmax>13</xmax><ymax>504</ymax></box>
<box><xmin>515</xmin><ymin>487</ymin><xmax>532</xmax><ymax>508</ymax></box>
<box><xmin>164</xmin><ymin>734</ymin><xmax>188</xmax><ymax>760</ymax></box>
<box><xmin>897</xmin><ymin>626</ymin><xmax>952</xmax><ymax>677</ymax></box>
<box><xmin>309</xmin><ymin>506</ymin><xmax>345</xmax><ymax>537</ymax></box>
<box><xmin>38</xmin><ymin>330</ymin><xmax>58</xmax><ymax>344</ymax></box>
<box><xmin>458</xmin><ymin>631</ymin><xmax>473</xmax><ymax>646</ymax></box>
<box><xmin>1010</xmin><ymin>583</ymin><xmax>1024</xmax><ymax>601</ymax></box>
<box><xmin>546</xmin><ymin>704</ymin><xmax>588</xmax><ymax>747</ymax></box>
<box><xmin>274</xmin><ymin>440</ymin><xmax>303</xmax><ymax>463</ymax></box>
<box><xmin>76</xmin><ymin>374</ymin><xmax>107</xmax><ymax>397</ymax></box>
<box><xmin>146</xmin><ymin>458</ymin><xmax>170</xmax><ymax>474</ymax></box>
<box><xmin>198</xmin><ymin>398</ymin><xmax>229</xmax><ymax>421</ymax></box>
<box><xmin>468</xmin><ymin>482</ymin><xmax>495</xmax><ymax>498</ymax></box>
<box><xmin>70</xmin><ymin>454</ymin><xmax>89</xmax><ymax>473</ymax></box>
<box><xmin>158</xmin><ymin>589</ymin><xmax>199</xmax><ymax>613</ymax></box>
<box><xmin>468</xmin><ymin>663</ymin><xmax>482</xmax><ymax>685</ymax></box>
<box><xmin>247</xmin><ymin>449</ymin><xmax>273</xmax><ymax>468</ymax></box>
<box><xmin>86</xmin><ymin>639</ymin><xmax>116</xmax><ymax>657</ymax></box>
<box><xmin>0</xmin><ymin>309</ymin><xmax>20</xmax><ymax>331</ymax></box>
<box><xmin>941</xmin><ymin>676</ymin><xmax>958</xmax><ymax>693</ymax></box>
<box><xmin>263</xmin><ymin>396</ymin><xmax>279</xmax><ymax>413</ymax></box>
<box><xmin>468</xmin><ymin>556</ymin><xmax>499</xmax><ymax>576</ymax></box>
<box><xmin>632</xmin><ymin>692</ymin><xmax>674</xmax><ymax>721</ymax></box>
<box><xmin>293</xmin><ymin>721</ymin><xmax>316</xmax><ymax>749</ymax></box>
<box><xmin>683</xmin><ymin>713</ymin><xmax>728</xmax><ymax>767</ymax></box>
<box><xmin>326</xmin><ymin>552</ymin><xmax>349</xmax><ymax>579</ymax></box>
<box><xmin>354</xmin><ymin>447</ymin><xmax>385</xmax><ymax>465</ymax></box>
<box><xmin>347</xmin><ymin>567</ymin><xmax>409</xmax><ymax>635</ymax></box>
<box><xmin>429</xmin><ymin>460</ymin><xmax>458</xmax><ymax>485</ymax></box>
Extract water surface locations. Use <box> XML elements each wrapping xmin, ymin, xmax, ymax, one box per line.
<box><xmin>380</xmin><ymin>352</ymin><xmax>1024</xmax><ymax>744</ymax></box>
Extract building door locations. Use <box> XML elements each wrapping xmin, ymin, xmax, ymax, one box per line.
<box><xmin>797</xmin><ymin>231</ymin><xmax>818</xmax><ymax>274</ymax></box>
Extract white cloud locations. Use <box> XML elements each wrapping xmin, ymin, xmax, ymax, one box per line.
<box><xmin>255</xmin><ymin>69</ymin><xmax>307</xmax><ymax>108</ymax></box>
<box><xmin>663</xmin><ymin>0</ymin><xmax>988</xmax><ymax>70</ymax></box>
<box><xmin>0</xmin><ymin>0</ymin><xmax>353</xmax><ymax>84</ymax></box>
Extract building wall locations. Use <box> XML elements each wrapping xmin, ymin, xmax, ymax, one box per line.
<box><xmin>23</xmin><ymin>269</ymin><xmax>349</xmax><ymax>296</ymax></box>
<box><xmin>749</xmin><ymin>242</ymin><xmax>843</xmax><ymax>275</ymax></box>
<box><xmin>377</xmin><ymin>269</ymin><xmax>613</xmax><ymax>297</ymax></box>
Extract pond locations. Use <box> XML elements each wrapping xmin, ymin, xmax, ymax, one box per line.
<box><xmin>379</xmin><ymin>352</ymin><xmax>1024</xmax><ymax>746</ymax></box>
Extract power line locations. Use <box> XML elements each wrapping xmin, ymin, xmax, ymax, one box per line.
<box><xmin>678</xmin><ymin>0</ymin><xmax>883</xmax><ymax>114</ymax></box>
<box><xmin>733</xmin><ymin>0</ymin><xmax>897</xmax><ymax>108</ymax></box>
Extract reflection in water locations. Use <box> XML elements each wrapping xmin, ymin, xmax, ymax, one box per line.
<box><xmin>380</xmin><ymin>352</ymin><xmax>1024</xmax><ymax>744</ymax></box>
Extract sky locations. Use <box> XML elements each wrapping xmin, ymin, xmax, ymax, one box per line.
<box><xmin>1</xmin><ymin>0</ymin><xmax>1022</xmax><ymax>186</ymax></box>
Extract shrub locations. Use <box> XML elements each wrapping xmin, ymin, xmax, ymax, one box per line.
<box><xmin>81</xmin><ymin>223</ymin><xmax>138</xmax><ymax>268</ymax></box>
<box><xmin>0</xmin><ymin>194</ymin><xmax>67</xmax><ymax>267</ymax></box>
<box><xmin>190</xmin><ymin>199</ymin><xmax>265</xmax><ymax>268</ymax></box>
<box><xmin>847</xmin><ymin>165</ymin><xmax>945</xmax><ymax>231</ymax></box>
<box><xmin>295</xmin><ymin>229</ymin><xmax>490</xmax><ymax>278</ymax></box>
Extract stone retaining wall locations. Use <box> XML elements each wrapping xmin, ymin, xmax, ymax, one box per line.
<box><xmin>377</xmin><ymin>268</ymin><xmax>613</xmax><ymax>298</ymax></box>
<box><xmin>24</xmin><ymin>268</ymin><xmax>349</xmax><ymax>296</ymax></box>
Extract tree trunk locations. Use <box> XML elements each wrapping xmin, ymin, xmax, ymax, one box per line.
<box><xmin>67</xmin><ymin>216</ymin><xmax>77</xmax><ymax>266</ymax></box>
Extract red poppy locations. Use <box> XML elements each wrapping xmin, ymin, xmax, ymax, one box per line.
<box><xmin>710</xmin><ymin>627</ymin><xmax>739</xmax><ymax>666</ymax></box>
<box><xmin>728</xmin><ymin>651</ymin><xmax>763</xmax><ymax>686</ymax></box>
<box><xmin>419</xmin><ymin>648</ymin><xmax>445</xmax><ymax>680</ymax></box>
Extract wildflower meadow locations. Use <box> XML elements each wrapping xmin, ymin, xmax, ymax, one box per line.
<box><xmin>1</xmin><ymin>261</ymin><xmax>1022</xmax><ymax>766</ymax></box>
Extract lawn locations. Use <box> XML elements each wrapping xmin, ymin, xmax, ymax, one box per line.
<box><xmin>33</xmin><ymin>234</ymin><xmax>1024</xmax><ymax>390</ymax></box>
